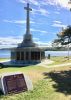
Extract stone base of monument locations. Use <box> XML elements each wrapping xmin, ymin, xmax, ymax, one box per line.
<box><xmin>1</xmin><ymin>60</ymin><xmax>40</xmax><ymax>67</ymax></box>
<box><xmin>0</xmin><ymin>72</ymin><xmax>33</xmax><ymax>94</ymax></box>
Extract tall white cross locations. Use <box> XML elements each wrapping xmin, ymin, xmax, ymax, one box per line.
<box><xmin>24</xmin><ymin>3</ymin><xmax>32</xmax><ymax>34</ymax></box>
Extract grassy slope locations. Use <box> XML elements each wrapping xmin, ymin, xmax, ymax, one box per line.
<box><xmin>0</xmin><ymin>79</ymin><xmax>66</xmax><ymax>100</ymax></box>
<box><xmin>0</xmin><ymin>58</ymin><xmax>71</xmax><ymax>100</ymax></box>
<box><xmin>48</xmin><ymin>56</ymin><xmax>71</xmax><ymax>66</ymax></box>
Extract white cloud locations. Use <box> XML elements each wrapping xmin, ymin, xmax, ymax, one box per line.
<box><xmin>33</xmin><ymin>37</ymin><xmax>52</xmax><ymax>47</ymax></box>
<box><xmin>54</xmin><ymin>11</ymin><xmax>60</xmax><ymax>14</ymax></box>
<box><xmin>53</xmin><ymin>20</ymin><xmax>62</xmax><ymax>24</ymax></box>
<box><xmin>38</xmin><ymin>8</ymin><xmax>49</xmax><ymax>16</ymax></box>
<box><xmin>32</xmin><ymin>7</ymin><xmax>49</xmax><ymax>16</ymax></box>
<box><xmin>45</xmin><ymin>0</ymin><xmax>71</xmax><ymax>9</ymax></box>
<box><xmin>3</xmin><ymin>19</ymin><xmax>35</xmax><ymax>24</ymax></box>
<box><xmin>16</xmin><ymin>0</ymin><xmax>26</xmax><ymax>4</ymax></box>
<box><xmin>17</xmin><ymin>0</ymin><xmax>49</xmax><ymax>16</ymax></box>
<box><xmin>17</xmin><ymin>0</ymin><xmax>71</xmax><ymax>10</ymax></box>
<box><xmin>52</xmin><ymin>23</ymin><xmax>67</xmax><ymax>28</ymax></box>
<box><xmin>0</xmin><ymin>36</ymin><xmax>22</xmax><ymax>49</ymax></box>
<box><xmin>52</xmin><ymin>20</ymin><xmax>67</xmax><ymax>28</ymax></box>
<box><xmin>29</xmin><ymin>0</ymin><xmax>39</xmax><ymax>6</ymax></box>
<box><xmin>17</xmin><ymin>0</ymin><xmax>40</xmax><ymax>6</ymax></box>
<box><xmin>35</xmin><ymin>41</ymin><xmax>52</xmax><ymax>47</ymax></box>
<box><xmin>4</xmin><ymin>20</ymin><xmax>26</xmax><ymax>24</ymax></box>
<box><xmin>31</xmin><ymin>28</ymin><xmax>48</xmax><ymax>35</ymax></box>
<box><xmin>0</xmin><ymin>36</ymin><xmax>52</xmax><ymax>49</ymax></box>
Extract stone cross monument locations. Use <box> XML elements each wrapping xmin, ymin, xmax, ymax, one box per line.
<box><xmin>10</xmin><ymin>3</ymin><xmax>46</xmax><ymax>66</ymax></box>
<box><xmin>24</xmin><ymin>3</ymin><xmax>32</xmax><ymax>34</ymax></box>
<box><xmin>19</xmin><ymin>3</ymin><xmax>35</xmax><ymax>47</ymax></box>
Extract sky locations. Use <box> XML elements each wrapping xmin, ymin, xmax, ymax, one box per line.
<box><xmin>0</xmin><ymin>0</ymin><xmax>71</xmax><ymax>49</ymax></box>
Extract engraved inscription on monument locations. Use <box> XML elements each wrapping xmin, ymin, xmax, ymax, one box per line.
<box><xmin>3</xmin><ymin>74</ymin><xmax>27</xmax><ymax>94</ymax></box>
<box><xmin>0</xmin><ymin>72</ymin><xmax>33</xmax><ymax>94</ymax></box>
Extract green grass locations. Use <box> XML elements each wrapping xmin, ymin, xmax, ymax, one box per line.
<box><xmin>0</xmin><ymin>67</ymin><xmax>70</xmax><ymax>100</ymax></box>
<box><xmin>0</xmin><ymin>58</ymin><xmax>10</xmax><ymax>61</ymax></box>
<box><xmin>48</xmin><ymin>56</ymin><xmax>71</xmax><ymax>66</ymax></box>
<box><xmin>0</xmin><ymin>79</ymin><xmax>68</xmax><ymax>100</ymax></box>
<box><xmin>0</xmin><ymin>58</ymin><xmax>71</xmax><ymax>100</ymax></box>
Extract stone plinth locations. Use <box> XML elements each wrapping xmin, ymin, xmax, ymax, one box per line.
<box><xmin>0</xmin><ymin>72</ymin><xmax>33</xmax><ymax>94</ymax></box>
<box><xmin>11</xmin><ymin>47</ymin><xmax>45</xmax><ymax>64</ymax></box>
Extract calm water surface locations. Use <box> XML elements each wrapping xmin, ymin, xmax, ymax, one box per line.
<box><xmin>0</xmin><ymin>50</ymin><xmax>10</xmax><ymax>58</ymax></box>
<box><xmin>0</xmin><ymin>49</ymin><xmax>71</xmax><ymax>58</ymax></box>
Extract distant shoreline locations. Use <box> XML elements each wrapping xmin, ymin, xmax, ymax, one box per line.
<box><xmin>0</xmin><ymin>49</ymin><xmax>71</xmax><ymax>58</ymax></box>
<box><xmin>0</xmin><ymin>46</ymin><xmax>71</xmax><ymax>51</ymax></box>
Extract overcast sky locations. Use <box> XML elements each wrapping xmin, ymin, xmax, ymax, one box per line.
<box><xmin>0</xmin><ymin>0</ymin><xmax>71</xmax><ymax>48</ymax></box>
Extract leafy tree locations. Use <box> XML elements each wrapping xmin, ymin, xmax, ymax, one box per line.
<box><xmin>53</xmin><ymin>26</ymin><xmax>71</xmax><ymax>59</ymax></box>
<box><xmin>53</xmin><ymin>26</ymin><xmax>71</xmax><ymax>45</ymax></box>
<box><xmin>61</xmin><ymin>26</ymin><xmax>71</xmax><ymax>44</ymax></box>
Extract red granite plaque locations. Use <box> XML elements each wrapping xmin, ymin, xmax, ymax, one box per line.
<box><xmin>3</xmin><ymin>74</ymin><xmax>27</xmax><ymax>94</ymax></box>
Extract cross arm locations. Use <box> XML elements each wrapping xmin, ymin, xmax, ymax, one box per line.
<box><xmin>24</xmin><ymin>7</ymin><xmax>32</xmax><ymax>11</ymax></box>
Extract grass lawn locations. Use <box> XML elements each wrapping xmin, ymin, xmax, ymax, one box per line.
<box><xmin>0</xmin><ymin>58</ymin><xmax>10</xmax><ymax>61</ymax></box>
<box><xmin>48</xmin><ymin>56</ymin><xmax>71</xmax><ymax>66</ymax></box>
<box><xmin>0</xmin><ymin>57</ymin><xmax>71</xmax><ymax>100</ymax></box>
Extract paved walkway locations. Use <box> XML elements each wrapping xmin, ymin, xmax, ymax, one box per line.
<box><xmin>38</xmin><ymin>59</ymin><xmax>71</xmax><ymax>68</ymax></box>
<box><xmin>1</xmin><ymin>59</ymin><xmax>71</xmax><ymax>68</ymax></box>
